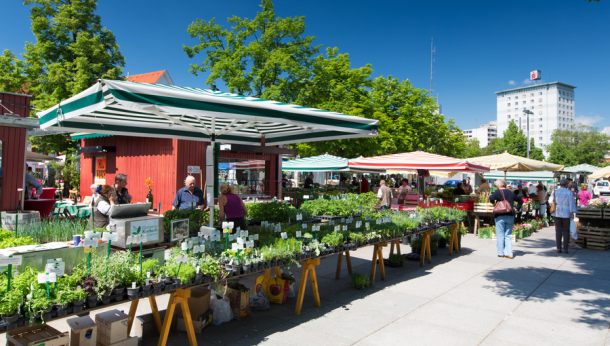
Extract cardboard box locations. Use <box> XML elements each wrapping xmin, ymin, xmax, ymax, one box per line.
<box><xmin>6</xmin><ymin>324</ymin><xmax>69</xmax><ymax>346</ymax></box>
<box><xmin>108</xmin><ymin>336</ymin><xmax>139</xmax><ymax>346</ymax></box>
<box><xmin>132</xmin><ymin>310</ymin><xmax>166</xmax><ymax>339</ymax></box>
<box><xmin>176</xmin><ymin>311</ymin><xmax>211</xmax><ymax>334</ymax></box>
<box><xmin>174</xmin><ymin>286</ymin><xmax>210</xmax><ymax>320</ymax></box>
<box><xmin>67</xmin><ymin>316</ymin><xmax>97</xmax><ymax>346</ymax></box>
<box><xmin>95</xmin><ymin>309</ymin><xmax>129</xmax><ymax>346</ymax></box>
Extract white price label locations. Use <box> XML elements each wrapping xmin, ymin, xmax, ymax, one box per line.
<box><xmin>356</xmin><ymin>221</ymin><xmax>362</xmax><ymax>229</ymax></box>
<box><xmin>181</xmin><ymin>241</ymin><xmax>189</xmax><ymax>251</ymax></box>
<box><xmin>281</xmin><ymin>232</ymin><xmax>288</xmax><ymax>239</ymax></box>
<box><xmin>236</xmin><ymin>237</ymin><xmax>245</xmax><ymax>245</ymax></box>
<box><xmin>192</xmin><ymin>245</ymin><xmax>201</xmax><ymax>254</ymax></box>
<box><xmin>250</xmin><ymin>234</ymin><xmax>259</xmax><ymax>241</ymax></box>
<box><xmin>45</xmin><ymin>259</ymin><xmax>65</xmax><ymax>276</ymax></box>
<box><xmin>38</xmin><ymin>272</ymin><xmax>57</xmax><ymax>283</ymax></box>
<box><xmin>83</xmin><ymin>239</ymin><xmax>98</xmax><ymax>248</ymax></box>
<box><xmin>342</xmin><ymin>225</ymin><xmax>348</xmax><ymax>232</ymax></box>
<box><xmin>334</xmin><ymin>225</ymin><xmax>340</xmax><ymax>232</ymax></box>
<box><xmin>231</xmin><ymin>243</ymin><xmax>239</xmax><ymax>251</ymax></box>
<box><xmin>296</xmin><ymin>231</ymin><xmax>302</xmax><ymax>238</ymax></box>
<box><xmin>303</xmin><ymin>195</ymin><xmax>310</xmax><ymax>200</ymax></box>
<box><xmin>365</xmin><ymin>222</ymin><xmax>370</xmax><ymax>230</ymax></box>
<box><xmin>302</xmin><ymin>223</ymin><xmax>308</xmax><ymax>230</ymax></box>
<box><xmin>246</xmin><ymin>240</ymin><xmax>254</xmax><ymax>248</ymax></box>
<box><xmin>376</xmin><ymin>218</ymin><xmax>382</xmax><ymax>225</ymax></box>
<box><xmin>296</xmin><ymin>213</ymin><xmax>302</xmax><ymax>221</ymax></box>
<box><xmin>0</xmin><ymin>255</ymin><xmax>22</xmax><ymax>266</ymax></box>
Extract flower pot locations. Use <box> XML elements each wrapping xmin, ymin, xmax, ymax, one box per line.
<box><xmin>101</xmin><ymin>293</ymin><xmax>112</xmax><ymax>305</ymax></box>
<box><xmin>55</xmin><ymin>304</ymin><xmax>68</xmax><ymax>317</ymax></box>
<box><xmin>194</xmin><ymin>273</ymin><xmax>203</xmax><ymax>285</ymax></box>
<box><xmin>152</xmin><ymin>282</ymin><xmax>164</xmax><ymax>295</ymax></box>
<box><xmin>127</xmin><ymin>287</ymin><xmax>140</xmax><ymax>300</ymax></box>
<box><xmin>87</xmin><ymin>294</ymin><xmax>98</xmax><ymax>308</ymax></box>
<box><xmin>242</xmin><ymin>264</ymin><xmax>251</xmax><ymax>273</ymax></box>
<box><xmin>113</xmin><ymin>287</ymin><xmax>126</xmax><ymax>302</ymax></box>
<box><xmin>72</xmin><ymin>299</ymin><xmax>85</xmax><ymax>313</ymax></box>
<box><xmin>173</xmin><ymin>279</ymin><xmax>182</xmax><ymax>288</ymax></box>
<box><xmin>141</xmin><ymin>284</ymin><xmax>152</xmax><ymax>297</ymax></box>
<box><xmin>3</xmin><ymin>314</ymin><xmax>19</xmax><ymax>325</ymax></box>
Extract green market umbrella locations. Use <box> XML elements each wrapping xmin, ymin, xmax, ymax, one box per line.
<box><xmin>38</xmin><ymin>79</ymin><xmax>378</xmax><ymax>226</ymax></box>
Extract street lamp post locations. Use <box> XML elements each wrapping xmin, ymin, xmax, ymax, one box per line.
<box><xmin>523</xmin><ymin>109</ymin><xmax>534</xmax><ymax>158</ymax></box>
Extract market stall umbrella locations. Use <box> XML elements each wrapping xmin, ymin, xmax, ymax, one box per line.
<box><xmin>483</xmin><ymin>170</ymin><xmax>555</xmax><ymax>183</ymax></box>
<box><xmin>347</xmin><ymin>151</ymin><xmax>489</xmax><ymax>172</ymax></box>
<box><xmin>589</xmin><ymin>166</ymin><xmax>610</xmax><ymax>180</ymax></box>
<box><xmin>37</xmin><ymin>79</ymin><xmax>378</xmax><ymax>226</ymax></box>
<box><xmin>563</xmin><ymin>163</ymin><xmax>600</xmax><ymax>175</ymax></box>
<box><xmin>467</xmin><ymin>152</ymin><xmax>564</xmax><ymax>174</ymax></box>
<box><xmin>283</xmin><ymin>153</ymin><xmax>384</xmax><ymax>173</ymax></box>
<box><xmin>26</xmin><ymin>151</ymin><xmax>59</xmax><ymax>162</ymax></box>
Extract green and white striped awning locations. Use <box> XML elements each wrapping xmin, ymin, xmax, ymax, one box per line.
<box><xmin>282</xmin><ymin>154</ymin><xmax>385</xmax><ymax>173</ymax></box>
<box><xmin>38</xmin><ymin>79</ymin><xmax>378</xmax><ymax>145</ymax></box>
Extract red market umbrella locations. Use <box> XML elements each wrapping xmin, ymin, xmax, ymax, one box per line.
<box><xmin>348</xmin><ymin>151</ymin><xmax>490</xmax><ymax>172</ymax></box>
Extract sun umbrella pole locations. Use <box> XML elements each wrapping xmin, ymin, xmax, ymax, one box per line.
<box><xmin>206</xmin><ymin>139</ymin><xmax>216</xmax><ymax>228</ymax></box>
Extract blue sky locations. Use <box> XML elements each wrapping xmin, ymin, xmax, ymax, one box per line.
<box><xmin>2</xmin><ymin>0</ymin><xmax>610</xmax><ymax>133</ymax></box>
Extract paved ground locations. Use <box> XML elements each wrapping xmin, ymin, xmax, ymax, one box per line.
<box><xmin>7</xmin><ymin>226</ymin><xmax>610</xmax><ymax>345</ymax></box>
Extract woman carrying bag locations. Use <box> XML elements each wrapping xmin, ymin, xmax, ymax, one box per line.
<box><xmin>489</xmin><ymin>180</ymin><xmax>523</xmax><ymax>259</ymax></box>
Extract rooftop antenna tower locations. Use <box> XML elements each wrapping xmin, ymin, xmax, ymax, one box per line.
<box><xmin>429</xmin><ymin>37</ymin><xmax>435</xmax><ymax>94</ymax></box>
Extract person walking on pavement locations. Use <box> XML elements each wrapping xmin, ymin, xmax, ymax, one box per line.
<box><xmin>552</xmin><ymin>179</ymin><xmax>577</xmax><ymax>254</ymax></box>
<box><xmin>489</xmin><ymin>179</ymin><xmax>523</xmax><ymax>259</ymax></box>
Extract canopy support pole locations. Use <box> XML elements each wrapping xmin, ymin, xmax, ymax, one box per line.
<box><xmin>206</xmin><ymin>138</ymin><xmax>216</xmax><ymax>227</ymax></box>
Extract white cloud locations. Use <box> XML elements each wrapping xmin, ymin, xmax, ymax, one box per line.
<box><xmin>575</xmin><ymin>115</ymin><xmax>603</xmax><ymax>127</ymax></box>
<box><xmin>522</xmin><ymin>79</ymin><xmax>534</xmax><ymax>85</ymax></box>
<box><xmin>602</xmin><ymin>127</ymin><xmax>610</xmax><ymax>135</ymax></box>
<box><xmin>508</xmin><ymin>80</ymin><xmax>516</xmax><ymax>86</ymax></box>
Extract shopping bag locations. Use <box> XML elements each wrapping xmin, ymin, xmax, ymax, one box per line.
<box><xmin>210</xmin><ymin>292</ymin><xmax>233</xmax><ymax>325</ymax></box>
<box><xmin>570</xmin><ymin>219</ymin><xmax>578</xmax><ymax>240</ymax></box>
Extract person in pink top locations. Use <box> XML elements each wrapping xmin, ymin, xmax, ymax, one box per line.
<box><xmin>219</xmin><ymin>184</ymin><xmax>247</xmax><ymax>232</ymax></box>
<box><xmin>578</xmin><ymin>184</ymin><xmax>592</xmax><ymax>206</ymax></box>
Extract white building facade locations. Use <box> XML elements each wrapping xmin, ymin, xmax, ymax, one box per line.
<box><xmin>463</xmin><ymin>121</ymin><xmax>497</xmax><ymax>147</ymax></box>
<box><xmin>496</xmin><ymin>82</ymin><xmax>575</xmax><ymax>151</ymax></box>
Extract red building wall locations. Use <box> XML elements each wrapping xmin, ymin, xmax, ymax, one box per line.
<box><xmin>0</xmin><ymin>92</ymin><xmax>30</xmax><ymax>211</ymax></box>
<box><xmin>80</xmin><ymin>136</ymin><xmax>280</xmax><ymax>213</ymax></box>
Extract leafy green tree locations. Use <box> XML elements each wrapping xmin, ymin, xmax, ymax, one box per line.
<box><xmin>0</xmin><ymin>50</ymin><xmax>27</xmax><ymax>93</ymax></box>
<box><xmin>17</xmin><ymin>0</ymin><xmax>124</xmax><ymax>156</ymax></box>
<box><xmin>461</xmin><ymin>138</ymin><xmax>483</xmax><ymax>158</ymax></box>
<box><xmin>484</xmin><ymin>121</ymin><xmax>544</xmax><ymax>160</ymax></box>
<box><xmin>548</xmin><ymin>126</ymin><xmax>610</xmax><ymax>166</ymax></box>
<box><xmin>184</xmin><ymin>0</ymin><xmax>317</xmax><ymax>100</ymax></box>
<box><xmin>184</xmin><ymin>0</ymin><xmax>466</xmax><ymax>158</ymax></box>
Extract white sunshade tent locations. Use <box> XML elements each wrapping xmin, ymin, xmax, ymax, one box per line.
<box><xmin>38</xmin><ymin>79</ymin><xmax>378</xmax><ymax>225</ymax></box>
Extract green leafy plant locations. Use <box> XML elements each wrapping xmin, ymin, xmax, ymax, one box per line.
<box><xmin>321</xmin><ymin>232</ymin><xmax>344</xmax><ymax>248</ymax></box>
<box><xmin>0</xmin><ymin>290</ymin><xmax>23</xmax><ymax>316</ymax></box>
<box><xmin>247</xmin><ymin>201</ymin><xmax>298</xmax><ymax>222</ymax></box>
<box><xmin>348</xmin><ymin>232</ymin><xmax>366</xmax><ymax>246</ymax></box>
<box><xmin>351</xmin><ymin>273</ymin><xmax>370</xmax><ymax>289</ymax></box>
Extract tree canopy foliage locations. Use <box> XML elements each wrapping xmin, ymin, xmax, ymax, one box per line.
<box><xmin>0</xmin><ymin>0</ymin><xmax>124</xmax><ymax>154</ymax></box>
<box><xmin>483</xmin><ymin>122</ymin><xmax>544</xmax><ymax>160</ymax></box>
<box><xmin>184</xmin><ymin>0</ymin><xmax>467</xmax><ymax>158</ymax></box>
<box><xmin>548</xmin><ymin>126</ymin><xmax>610</xmax><ymax>166</ymax></box>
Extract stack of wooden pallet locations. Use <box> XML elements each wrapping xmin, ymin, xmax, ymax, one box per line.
<box><xmin>576</xmin><ymin>225</ymin><xmax>610</xmax><ymax>250</ymax></box>
<box><xmin>576</xmin><ymin>207</ymin><xmax>609</xmax><ymax>251</ymax></box>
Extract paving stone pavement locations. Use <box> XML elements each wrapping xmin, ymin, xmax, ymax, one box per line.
<box><xmin>3</xmin><ymin>226</ymin><xmax>609</xmax><ymax>345</ymax></box>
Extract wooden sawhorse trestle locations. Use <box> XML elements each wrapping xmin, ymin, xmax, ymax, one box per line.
<box><xmin>419</xmin><ymin>230</ymin><xmax>435</xmax><ymax>266</ymax></box>
<box><xmin>389</xmin><ymin>239</ymin><xmax>402</xmax><ymax>257</ymax></box>
<box><xmin>127</xmin><ymin>288</ymin><xmax>199</xmax><ymax>346</ymax></box>
<box><xmin>335</xmin><ymin>250</ymin><xmax>353</xmax><ymax>279</ymax></box>
<box><xmin>295</xmin><ymin>258</ymin><xmax>321</xmax><ymax>315</ymax></box>
<box><xmin>370</xmin><ymin>242</ymin><xmax>387</xmax><ymax>283</ymax></box>
<box><xmin>448</xmin><ymin>223</ymin><xmax>461</xmax><ymax>256</ymax></box>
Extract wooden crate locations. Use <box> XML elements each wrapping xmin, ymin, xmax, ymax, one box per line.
<box><xmin>576</xmin><ymin>225</ymin><xmax>610</xmax><ymax>251</ymax></box>
<box><xmin>7</xmin><ymin>324</ymin><xmax>69</xmax><ymax>346</ymax></box>
<box><xmin>576</xmin><ymin>208</ymin><xmax>604</xmax><ymax>220</ymax></box>
<box><xmin>474</xmin><ymin>203</ymin><xmax>494</xmax><ymax>213</ymax></box>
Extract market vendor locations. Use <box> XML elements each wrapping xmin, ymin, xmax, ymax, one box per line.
<box><xmin>304</xmin><ymin>174</ymin><xmax>314</xmax><ymax>189</ymax></box>
<box><xmin>114</xmin><ymin>173</ymin><xmax>132</xmax><ymax>204</ymax></box>
<box><xmin>25</xmin><ymin>166</ymin><xmax>43</xmax><ymax>199</ymax></box>
<box><xmin>476</xmin><ymin>178</ymin><xmax>490</xmax><ymax>195</ymax></box>
<box><xmin>218</xmin><ymin>184</ymin><xmax>247</xmax><ymax>231</ymax></box>
<box><xmin>172</xmin><ymin>175</ymin><xmax>205</xmax><ymax>210</ymax></box>
<box><xmin>94</xmin><ymin>185</ymin><xmax>115</xmax><ymax>228</ymax></box>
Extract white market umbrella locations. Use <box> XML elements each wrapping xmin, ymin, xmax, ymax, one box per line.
<box><xmin>589</xmin><ymin>166</ymin><xmax>610</xmax><ymax>180</ymax></box>
<box><xmin>38</xmin><ymin>79</ymin><xmax>378</xmax><ymax>226</ymax></box>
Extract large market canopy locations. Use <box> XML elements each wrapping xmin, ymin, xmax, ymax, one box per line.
<box><xmin>282</xmin><ymin>153</ymin><xmax>382</xmax><ymax>172</ymax></box>
<box><xmin>467</xmin><ymin>152</ymin><xmax>564</xmax><ymax>172</ymax></box>
<box><xmin>563</xmin><ymin>163</ymin><xmax>600</xmax><ymax>174</ymax></box>
<box><xmin>589</xmin><ymin>166</ymin><xmax>610</xmax><ymax>180</ymax></box>
<box><xmin>347</xmin><ymin>151</ymin><xmax>490</xmax><ymax>172</ymax></box>
<box><xmin>38</xmin><ymin>79</ymin><xmax>378</xmax><ymax>145</ymax></box>
<box><xmin>38</xmin><ymin>79</ymin><xmax>378</xmax><ymax>225</ymax></box>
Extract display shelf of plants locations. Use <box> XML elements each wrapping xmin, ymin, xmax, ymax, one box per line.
<box><xmin>476</xmin><ymin>220</ymin><xmax>543</xmax><ymax>241</ymax></box>
<box><xmin>0</xmin><ymin>193</ymin><xmax>467</xmax><ymax>331</ymax></box>
<box><xmin>576</xmin><ymin>199</ymin><xmax>608</xmax><ymax>221</ymax></box>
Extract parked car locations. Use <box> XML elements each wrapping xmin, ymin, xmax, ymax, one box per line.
<box><xmin>593</xmin><ymin>180</ymin><xmax>610</xmax><ymax>196</ymax></box>
<box><xmin>443</xmin><ymin>180</ymin><xmax>461</xmax><ymax>187</ymax></box>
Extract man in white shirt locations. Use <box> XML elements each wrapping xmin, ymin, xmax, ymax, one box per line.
<box><xmin>377</xmin><ymin>180</ymin><xmax>393</xmax><ymax>210</ymax></box>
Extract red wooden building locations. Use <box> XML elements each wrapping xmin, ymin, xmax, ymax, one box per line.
<box><xmin>0</xmin><ymin>92</ymin><xmax>35</xmax><ymax>211</ymax></box>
